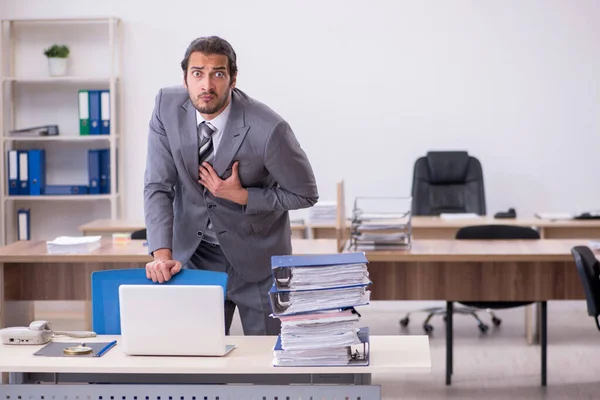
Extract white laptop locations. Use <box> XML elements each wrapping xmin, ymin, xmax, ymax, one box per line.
<box><xmin>118</xmin><ymin>284</ymin><xmax>235</xmax><ymax>356</ymax></box>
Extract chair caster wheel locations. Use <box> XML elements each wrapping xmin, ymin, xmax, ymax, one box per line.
<box><xmin>423</xmin><ymin>324</ymin><xmax>434</xmax><ymax>333</ymax></box>
<box><xmin>400</xmin><ymin>317</ymin><xmax>409</xmax><ymax>327</ymax></box>
<box><xmin>478</xmin><ymin>323</ymin><xmax>489</xmax><ymax>333</ymax></box>
<box><xmin>492</xmin><ymin>317</ymin><xmax>502</xmax><ymax>326</ymax></box>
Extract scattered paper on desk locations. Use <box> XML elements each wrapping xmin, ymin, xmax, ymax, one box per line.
<box><xmin>439</xmin><ymin>213</ymin><xmax>481</xmax><ymax>220</ymax></box>
<box><xmin>46</xmin><ymin>236</ymin><xmax>101</xmax><ymax>254</ymax></box>
<box><xmin>589</xmin><ymin>241</ymin><xmax>600</xmax><ymax>250</ymax></box>
<box><xmin>535</xmin><ymin>212</ymin><xmax>574</xmax><ymax>221</ymax></box>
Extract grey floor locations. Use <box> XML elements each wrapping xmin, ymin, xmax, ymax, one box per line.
<box><xmin>41</xmin><ymin>299</ymin><xmax>600</xmax><ymax>399</ymax></box>
<box><xmin>234</xmin><ymin>300</ymin><xmax>600</xmax><ymax>400</ymax></box>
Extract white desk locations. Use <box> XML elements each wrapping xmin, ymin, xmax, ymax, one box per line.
<box><xmin>0</xmin><ymin>335</ymin><xmax>431</xmax><ymax>399</ymax></box>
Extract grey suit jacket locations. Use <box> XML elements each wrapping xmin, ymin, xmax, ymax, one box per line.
<box><xmin>144</xmin><ymin>86</ymin><xmax>319</xmax><ymax>282</ymax></box>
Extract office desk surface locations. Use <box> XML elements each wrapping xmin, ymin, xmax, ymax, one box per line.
<box><xmin>78</xmin><ymin>219</ymin><xmax>145</xmax><ymax>233</ymax></box>
<box><xmin>80</xmin><ymin>217</ymin><xmax>600</xmax><ymax>230</ymax></box>
<box><xmin>0</xmin><ymin>239</ymin><xmax>339</xmax><ymax>263</ymax></box>
<box><xmin>0</xmin><ymin>335</ymin><xmax>431</xmax><ymax>375</ymax></box>
<box><xmin>410</xmin><ymin>216</ymin><xmax>600</xmax><ymax>228</ymax></box>
<box><xmin>79</xmin><ymin>219</ymin><xmax>307</xmax><ymax>234</ymax></box>
<box><xmin>359</xmin><ymin>239</ymin><xmax>596</xmax><ymax>262</ymax></box>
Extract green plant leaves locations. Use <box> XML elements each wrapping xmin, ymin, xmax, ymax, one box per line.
<box><xmin>44</xmin><ymin>44</ymin><xmax>70</xmax><ymax>58</ymax></box>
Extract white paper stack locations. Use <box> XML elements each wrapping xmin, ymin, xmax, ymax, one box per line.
<box><xmin>46</xmin><ymin>236</ymin><xmax>102</xmax><ymax>254</ymax></box>
<box><xmin>308</xmin><ymin>202</ymin><xmax>337</xmax><ymax>223</ymax></box>
<box><xmin>286</xmin><ymin>263</ymin><xmax>369</xmax><ymax>290</ymax></box>
<box><xmin>281</xmin><ymin>286</ymin><xmax>371</xmax><ymax>315</ymax></box>
<box><xmin>273</xmin><ymin>346</ymin><xmax>351</xmax><ymax>366</ymax></box>
<box><xmin>273</xmin><ymin>310</ymin><xmax>366</xmax><ymax>366</ymax></box>
<box><xmin>279</xmin><ymin>309</ymin><xmax>361</xmax><ymax>350</ymax></box>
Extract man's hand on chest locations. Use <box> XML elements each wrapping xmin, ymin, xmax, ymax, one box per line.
<box><xmin>199</xmin><ymin>161</ymin><xmax>249</xmax><ymax>205</ymax></box>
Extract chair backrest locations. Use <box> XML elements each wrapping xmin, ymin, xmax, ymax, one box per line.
<box><xmin>411</xmin><ymin>151</ymin><xmax>486</xmax><ymax>216</ymax></box>
<box><xmin>130</xmin><ymin>228</ymin><xmax>147</xmax><ymax>240</ymax></box>
<box><xmin>571</xmin><ymin>246</ymin><xmax>600</xmax><ymax>331</ymax></box>
<box><xmin>91</xmin><ymin>268</ymin><xmax>228</xmax><ymax>335</ymax></box>
<box><xmin>455</xmin><ymin>225</ymin><xmax>539</xmax><ymax>310</ymax></box>
<box><xmin>455</xmin><ymin>225</ymin><xmax>540</xmax><ymax>240</ymax></box>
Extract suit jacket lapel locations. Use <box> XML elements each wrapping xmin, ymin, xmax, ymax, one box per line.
<box><xmin>179</xmin><ymin>99</ymin><xmax>200</xmax><ymax>185</ymax></box>
<box><xmin>213</xmin><ymin>91</ymin><xmax>250</xmax><ymax>177</ymax></box>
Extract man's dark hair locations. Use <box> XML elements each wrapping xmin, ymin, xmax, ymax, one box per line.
<box><xmin>181</xmin><ymin>36</ymin><xmax>238</xmax><ymax>78</ymax></box>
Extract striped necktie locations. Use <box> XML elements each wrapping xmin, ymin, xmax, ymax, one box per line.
<box><xmin>198</xmin><ymin>121</ymin><xmax>215</xmax><ymax>164</ymax></box>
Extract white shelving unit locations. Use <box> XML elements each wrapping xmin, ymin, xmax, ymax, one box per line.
<box><xmin>0</xmin><ymin>17</ymin><xmax>123</xmax><ymax>244</ymax></box>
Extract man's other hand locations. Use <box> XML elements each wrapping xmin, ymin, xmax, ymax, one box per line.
<box><xmin>146</xmin><ymin>252</ymin><xmax>182</xmax><ymax>283</ymax></box>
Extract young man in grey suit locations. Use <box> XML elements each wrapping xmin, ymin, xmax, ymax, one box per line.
<box><xmin>143</xmin><ymin>36</ymin><xmax>318</xmax><ymax>335</ymax></box>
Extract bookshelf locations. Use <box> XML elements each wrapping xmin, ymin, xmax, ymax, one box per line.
<box><xmin>0</xmin><ymin>17</ymin><xmax>123</xmax><ymax>244</ymax></box>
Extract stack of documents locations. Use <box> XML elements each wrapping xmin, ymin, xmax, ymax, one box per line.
<box><xmin>273</xmin><ymin>326</ymin><xmax>370</xmax><ymax>367</ymax></box>
<box><xmin>349</xmin><ymin>197</ymin><xmax>413</xmax><ymax>250</ymax></box>
<box><xmin>269</xmin><ymin>253</ymin><xmax>371</xmax><ymax>367</ymax></box>
<box><xmin>308</xmin><ymin>201</ymin><xmax>337</xmax><ymax>224</ymax></box>
<box><xmin>351</xmin><ymin>212</ymin><xmax>412</xmax><ymax>250</ymax></box>
<box><xmin>46</xmin><ymin>236</ymin><xmax>101</xmax><ymax>254</ymax></box>
<box><xmin>273</xmin><ymin>253</ymin><xmax>370</xmax><ymax>291</ymax></box>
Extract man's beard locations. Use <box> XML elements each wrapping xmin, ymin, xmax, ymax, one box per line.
<box><xmin>194</xmin><ymin>91</ymin><xmax>229</xmax><ymax>115</ymax></box>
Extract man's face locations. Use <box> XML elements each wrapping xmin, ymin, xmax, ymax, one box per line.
<box><xmin>184</xmin><ymin>52</ymin><xmax>236</xmax><ymax>119</ymax></box>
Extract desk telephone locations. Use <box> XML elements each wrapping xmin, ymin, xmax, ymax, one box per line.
<box><xmin>0</xmin><ymin>320</ymin><xmax>96</xmax><ymax>345</ymax></box>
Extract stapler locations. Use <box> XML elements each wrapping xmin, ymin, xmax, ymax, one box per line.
<box><xmin>494</xmin><ymin>208</ymin><xmax>517</xmax><ymax>219</ymax></box>
<box><xmin>9</xmin><ymin>125</ymin><xmax>59</xmax><ymax>136</ymax></box>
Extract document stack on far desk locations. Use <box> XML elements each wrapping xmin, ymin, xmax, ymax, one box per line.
<box><xmin>350</xmin><ymin>197</ymin><xmax>412</xmax><ymax>250</ymax></box>
<box><xmin>268</xmin><ymin>253</ymin><xmax>371</xmax><ymax>367</ymax></box>
<box><xmin>308</xmin><ymin>201</ymin><xmax>337</xmax><ymax>224</ymax></box>
<box><xmin>46</xmin><ymin>235</ymin><xmax>102</xmax><ymax>254</ymax></box>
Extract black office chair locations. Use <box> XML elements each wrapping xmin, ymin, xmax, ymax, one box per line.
<box><xmin>401</xmin><ymin>225</ymin><xmax>540</xmax><ymax>332</ymax></box>
<box><xmin>401</xmin><ymin>151</ymin><xmax>487</xmax><ymax>331</ymax></box>
<box><xmin>571</xmin><ymin>246</ymin><xmax>600</xmax><ymax>331</ymax></box>
<box><xmin>444</xmin><ymin>225</ymin><xmax>547</xmax><ymax>386</ymax></box>
<box><xmin>411</xmin><ymin>150</ymin><xmax>486</xmax><ymax>216</ymax></box>
<box><xmin>131</xmin><ymin>229</ymin><xmax>147</xmax><ymax>240</ymax></box>
<box><xmin>453</xmin><ymin>225</ymin><xmax>540</xmax><ymax>327</ymax></box>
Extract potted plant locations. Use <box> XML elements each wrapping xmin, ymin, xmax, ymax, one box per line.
<box><xmin>43</xmin><ymin>44</ymin><xmax>70</xmax><ymax>76</ymax></box>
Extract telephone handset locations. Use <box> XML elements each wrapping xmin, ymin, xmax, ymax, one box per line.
<box><xmin>0</xmin><ymin>320</ymin><xmax>96</xmax><ymax>345</ymax></box>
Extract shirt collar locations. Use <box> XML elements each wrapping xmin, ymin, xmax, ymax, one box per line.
<box><xmin>195</xmin><ymin>94</ymin><xmax>233</xmax><ymax>133</ymax></box>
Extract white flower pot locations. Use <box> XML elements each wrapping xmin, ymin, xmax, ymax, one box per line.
<box><xmin>47</xmin><ymin>57</ymin><xmax>68</xmax><ymax>77</ymax></box>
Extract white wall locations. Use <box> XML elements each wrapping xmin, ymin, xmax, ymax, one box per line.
<box><xmin>4</xmin><ymin>0</ymin><xmax>600</xmax><ymax>224</ymax></box>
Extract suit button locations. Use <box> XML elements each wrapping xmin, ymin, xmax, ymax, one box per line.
<box><xmin>208</xmin><ymin>204</ymin><xmax>216</xmax><ymax>210</ymax></box>
<box><xmin>197</xmin><ymin>231</ymin><xmax>203</xmax><ymax>237</ymax></box>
